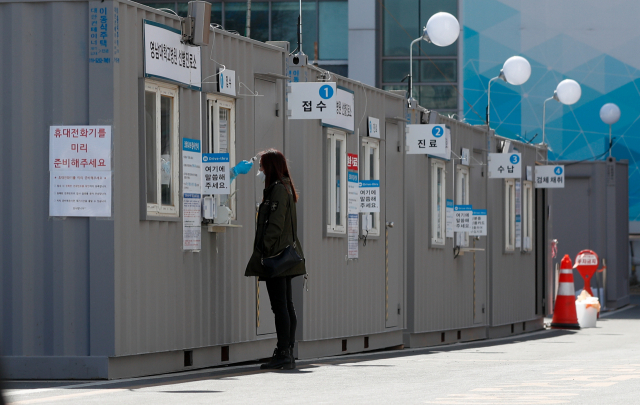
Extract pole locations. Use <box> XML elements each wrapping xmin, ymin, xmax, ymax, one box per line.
<box><xmin>542</xmin><ymin>96</ymin><xmax>554</xmax><ymax>146</ymax></box>
<box><xmin>245</xmin><ymin>0</ymin><xmax>251</xmax><ymax>37</ymax></box>
<box><xmin>409</xmin><ymin>37</ymin><xmax>422</xmax><ymax>102</ymax></box>
<box><xmin>609</xmin><ymin>124</ymin><xmax>612</xmax><ymax>158</ymax></box>
<box><xmin>487</xmin><ymin>76</ymin><xmax>499</xmax><ymax>127</ymax></box>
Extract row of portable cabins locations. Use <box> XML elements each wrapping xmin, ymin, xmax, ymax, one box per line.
<box><xmin>0</xmin><ymin>0</ymin><xmax>549</xmax><ymax>379</ymax></box>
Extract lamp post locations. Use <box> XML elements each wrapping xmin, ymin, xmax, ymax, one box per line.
<box><xmin>542</xmin><ymin>79</ymin><xmax>581</xmax><ymax>145</ymax></box>
<box><xmin>408</xmin><ymin>12</ymin><xmax>460</xmax><ymax>107</ymax></box>
<box><xmin>600</xmin><ymin>103</ymin><xmax>621</xmax><ymax>157</ymax></box>
<box><xmin>486</xmin><ymin>56</ymin><xmax>531</xmax><ymax>127</ymax></box>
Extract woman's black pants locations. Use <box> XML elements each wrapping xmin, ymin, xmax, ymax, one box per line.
<box><xmin>265</xmin><ymin>276</ymin><xmax>297</xmax><ymax>350</ymax></box>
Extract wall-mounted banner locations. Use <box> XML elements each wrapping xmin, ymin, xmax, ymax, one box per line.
<box><xmin>461</xmin><ymin>148</ymin><xmax>470</xmax><ymax>166</ymax></box>
<box><xmin>202</xmin><ymin>153</ymin><xmax>230</xmax><ymax>194</ymax></box>
<box><xmin>182</xmin><ymin>138</ymin><xmax>201</xmax><ymax>251</ymax></box>
<box><xmin>347</xmin><ymin>171</ymin><xmax>359</xmax><ymax>259</ymax></box>
<box><xmin>288</xmin><ymin>82</ymin><xmax>337</xmax><ymax>120</ymax></box>
<box><xmin>144</xmin><ymin>20</ymin><xmax>201</xmax><ymax>90</ymax></box>
<box><xmin>50</xmin><ymin>126</ymin><xmax>111</xmax><ymax>171</ymax></box>
<box><xmin>359</xmin><ymin>180</ymin><xmax>380</xmax><ymax>213</ymax></box>
<box><xmin>534</xmin><ymin>165</ymin><xmax>565</xmax><ymax>188</ymax></box>
<box><xmin>367</xmin><ymin>117</ymin><xmax>380</xmax><ymax>138</ymax></box>
<box><xmin>488</xmin><ymin>153</ymin><xmax>521</xmax><ymax>178</ymax></box>
<box><xmin>217</xmin><ymin>68</ymin><xmax>236</xmax><ymax>96</ymax></box>
<box><xmin>454</xmin><ymin>205</ymin><xmax>472</xmax><ymax>231</ymax></box>
<box><xmin>470</xmin><ymin>209</ymin><xmax>487</xmax><ymax>236</ymax></box>
<box><xmin>50</xmin><ymin>171</ymin><xmax>112</xmax><ymax>217</ymax></box>
<box><xmin>446</xmin><ymin>199</ymin><xmax>454</xmax><ymax>238</ymax></box>
<box><xmin>348</xmin><ymin>153</ymin><xmax>359</xmax><ymax>172</ymax></box>
<box><xmin>515</xmin><ymin>180</ymin><xmax>522</xmax><ymax>249</ymax></box>
<box><xmin>406</xmin><ymin>124</ymin><xmax>450</xmax><ymax>160</ymax></box>
<box><xmin>322</xmin><ymin>87</ymin><xmax>355</xmax><ymax>132</ymax></box>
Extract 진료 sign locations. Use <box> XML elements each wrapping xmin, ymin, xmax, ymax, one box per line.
<box><xmin>144</xmin><ymin>20</ymin><xmax>202</xmax><ymax>90</ymax></box>
<box><xmin>488</xmin><ymin>153</ymin><xmax>522</xmax><ymax>178</ymax></box>
<box><xmin>406</xmin><ymin>124</ymin><xmax>450</xmax><ymax>160</ymax></box>
<box><xmin>535</xmin><ymin>165</ymin><xmax>565</xmax><ymax>188</ymax></box>
<box><xmin>288</xmin><ymin>82</ymin><xmax>337</xmax><ymax>120</ymax></box>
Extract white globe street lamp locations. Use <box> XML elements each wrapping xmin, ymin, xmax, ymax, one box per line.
<box><xmin>600</xmin><ymin>103</ymin><xmax>621</xmax><ymax>157</ymax></box>
<box><xmin>409</xmin><ymin>12</ymin><xmax>460</xmax><ymax>105</ymax></box>
<box><xmin>542</xmin><ymin>79</ymin><xmax>582</xmax><ymax>145</ymax></box>
<box><xmin>487</xmin><ymin>56</ymin><xmax>531</xmax><ymax>127</ymax></box>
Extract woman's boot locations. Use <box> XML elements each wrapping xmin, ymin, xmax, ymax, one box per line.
<box><xmin>260</xmin><ymin>348</ymin><xmax>293</xmax><ymax>370</ymax></box>
<box><xmin>289</xmin><ymin>343</ymin><xmax>296</xmax><ymax>369</ymax></box>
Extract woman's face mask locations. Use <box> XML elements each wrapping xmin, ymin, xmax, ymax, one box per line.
<box><xmin>257</xmin><ymin>170</ymin><xmax>266</xmax><ymax>182</ymax></box>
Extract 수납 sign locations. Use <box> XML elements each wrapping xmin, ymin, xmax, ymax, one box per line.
<box><xmin>535</xmin><ymin>165</ymin><xmax>565</xmax><ymax>188</ymax></box>
<box><xmin>202</xmin><ymin>153</ymin><xmax>230</xmax><ymax>194</ymax></box>
<box><xmin>144</xmin><ymin>20</ymin><xmax>202</xmax><ymax>90</ymax></box>
<box><xmin>288</xmin><ymin>82</ymin><xmax>337</xmax><ymax>120</ymax></box>
<box><xmin>488</xmin><ymin>153</ymin><xmax>522</xmax><ymax>178</ymax></box>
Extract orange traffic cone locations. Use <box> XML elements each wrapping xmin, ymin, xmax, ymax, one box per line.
<box><xmin>551</xmin><ymin>255</ymin><xmax>581</xmax><ymax>329</ymax></box>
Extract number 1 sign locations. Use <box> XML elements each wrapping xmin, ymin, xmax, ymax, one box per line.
<box><xmin>288</xmin><ymin>82</ymin><xmax>338</xmax><ymax>120</ymax></box>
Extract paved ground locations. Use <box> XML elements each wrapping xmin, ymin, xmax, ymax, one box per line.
<box><xmin>3</xmin><ymin>295</ymin><xmax>639</xmax><ymax>405</ymax></box>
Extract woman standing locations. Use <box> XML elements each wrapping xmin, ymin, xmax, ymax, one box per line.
<box><xmin>245</xmin><ymin>149</ymin><xmax>306</xmax><ymax>370</ymax></box>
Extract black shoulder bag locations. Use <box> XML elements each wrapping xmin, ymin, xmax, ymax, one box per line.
<box><xmin>260</xmin><ymin>184</ymin><xmax>303</xmax><ymax>278</ymax></box>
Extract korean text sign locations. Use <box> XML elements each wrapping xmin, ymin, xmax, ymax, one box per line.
<box><xmin>469</xmin><ymin>209</ymin><xmax>487</xmax><ymax>236</ymax></box>
<box><xmin>348</xmin><ymin>171</ymin><xmax>359</xmax><ymax>215</ymax></box>
<box><xmin>368</xmin><ymin>117</ymin><xmax>380</xmax><ymax>138</ymax></box>
<box><xmin>534</xmin><ymin>165</ymin><xmax>565</xmax><ymax>188</ymax></box>
<box><xmin>348</xmin><ymin>153</ymin><xmax>359</xmax><ymax>172</ymax></box>
<box><xmin>288</xmin><ymin>82</ymin><xmax>337</xmax><ymax>120</ymax></box>
<box><xmin>217</xmin><ymin>68</ymin><xmax>236</xmax><ymax>96</ymax></box>
<box><xmin>347</xmin><ymin>172</ymin><xmax>359</xmax><ymax>259</ymax></box>
<box><xmin>406</xmin><ymin>124</ymin><xmax>449</xmax><ymax>158</ymax></box>
<box><xmin>144</xmin><ymin>20</ymin><xmax>202</xmax><ymax>90</ymax></box>
<box><xmin>446</xmin><ymin>199</ymin><xmax>454</xmax><ymax>238</ymax></box>
<box><xmin>50</xmin><ymin>126</ymin><xmax>111</xmax><ymax>171</ymax></box>
<box><xmin>322</xmin><ymin>88</ymin><xmax>355</xmax><ymax>132</ymax></box>
<box><xmin>359</xmin><ymin>180</ymin><xmax>380</xmax><ymax>213</ymax></box>
<box><xmin>488</xmin><ymin>153</ymin><xmax>522</xmax><ymax>178</ymax></box>
<box><xmin>202</xmin><ymin>153</ymin><xmax>230</xmax><ymax>194</ymax></box>
<box><xmin>182</xmin><ymin>138</ymin><xmax>202</xmax><ymax>196</ymax></box>
<box><xmin>49</xmin><ymin>172</ymin><xmax>112</xmax><ymax>217</ymax></box>
<box><xmin>454</xmin><ymin>205</ymin><xmax>472</xmax><ymax>231</ymax></box>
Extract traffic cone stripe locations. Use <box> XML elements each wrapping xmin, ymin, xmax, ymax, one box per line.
<box><xmin>557</xmin><ymin>283</ymin><xmax>575</xmax><ymax>296</ymax></box>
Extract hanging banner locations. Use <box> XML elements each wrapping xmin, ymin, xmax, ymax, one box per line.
<box><xmin>202</xmin><ymin>153</ymin><xmax>230</xmax><ymax>194</ymax></box>
<box><xmin>288</xmin><ymin>82</ymin><xmax>337</xmax><ymax>120</ymax></box>
<box><xmin>359</xmin><ymin>180</ymin><xmax>380</xmax><ymax>213</ymax></box>
<box><xmin>348</xmin><ymin>171</ymin><xmax>359</xmax><ymax>259</ymax></box>
<box><xmin>515</xmin><ymin>180</ymin><xmax>522</xmax><ymax>249</ymax></box>
<box><xmin>322</xmin><ymin>87</ymin><xmax>355</xmax><ymax>132</ymax></box>
<box><xmin>367</xmin><ymin>117</ymin><xmax>380</xmax><ymax>138</ymax></box>
<box><xmin>535</xmin><ymin>165</ymin><xmax>565</xmax><ymax>188</ymax></box>
<box><xmin>470</xmin><ymin>209</ymin><xmax>487</xmax><ymax>236</ymax></box>
<box><xmin>488</xmin><ymin>153</ymin><xmax>522</xmax><ymax>178</ymax></box>
<box><xmin>143</xmin><ymin>20</ymin><xmax>201</xmax><ymax>90</ymax></box>
<box><xmin>454</xmin><ymin>205</ymin><xmax>472</xmax><ymax>231</ymax></box>
<box><xmin>446</xmin><ymin>199</ymin><xmax>454</xmax><ymax>238</ymax></box>
<box><xmin>50</xmin><ymin>172</ymin><xmax>112</xmax><ymax>217</ymax></box>
<box><xmin>183</xmin><ymin>138</ymin><xmax>201</xmax><ymax>251</ymax></box>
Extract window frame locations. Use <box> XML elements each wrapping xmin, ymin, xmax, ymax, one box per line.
<box><xmin>144</xmin><ymin>80</ymin><xmax>180</xmax><ymax>218</ymax></box>
<box><xmin>361</xmin><ymin>137</ymin><xmax>381</xmax><ymax>237</ymax></box>
<box><xmin>431</xmin><ymin>158</ymin><xmax>446</xmax><ymax>246</ymax></box>
<box><xmin>522</xmin><ymin>181</ymin><xmax>534</xmax><ymax>252</ymax></box>
<box><xmin>206</xmin><ymin>94</ymin><xmax>237</xmax><ymax>220</ymax></box>
<box><xmin>456</xmin><ymin>164</ymin><xmax>470</xmax><ymax>247</ymax></box>
<box><xmin>505</xmin><ymin>179</ymin><xmax>516</xmax><ymax>251</ymax></box>
<box><xmin>326</xmin><ymin>129</ymin><xmax>347</xmax><ymax>235</ymax></box>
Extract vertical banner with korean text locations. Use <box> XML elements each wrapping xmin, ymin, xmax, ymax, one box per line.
<box><xmin>49</xmin><ymin>126</ymin><xmax>112</xmax><ymax>217</ymax></box>
<box><xmin>446</xmin><ymin>199</ymin><xmax>454</xmax><ymax>238</ymax></box>
<box><xmin>348</xmin><ymin>170</ymin><xmax>359</xmax><ymax>259</ymax></box>
<box><xmin>515</xmin><ymin>180</ymin><xmax>521</xmax><ymax>249</ymax></box>
<box><xmin>182</xmin><ymin>138</ymin><xmax>201</xmax><ymax>251</ymax></box>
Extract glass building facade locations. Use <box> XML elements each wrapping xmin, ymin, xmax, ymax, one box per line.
<box><xmin>380</xmin><ymin>0</ymin><xmax>459</xmax><ymax>113</ymax></box>
<box><xmin>141</xmin><ymin>0</ymin><xmax>349</xmax><ymax>77</ymax></box>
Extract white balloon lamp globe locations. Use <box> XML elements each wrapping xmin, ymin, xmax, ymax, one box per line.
<box><xmin>425</xmin><ymin>12</ymin><xmax>460</xmax><ymax>47</ymax></box>
<box><xmin>600</xmin><ymin>103</ymin><xmax>621</xmax><ymax>125</ymax></box>
<box><xmin>555</xmin><ymin>79</ymin><xmax>581</xmax><ymax>105</ymax></box>
<box><xmin>502</xmin><ymin>56</ymin><xmax>531</xmax><ymax>85</ymax></box>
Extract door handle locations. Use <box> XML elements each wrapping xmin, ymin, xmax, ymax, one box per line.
<box><xmin>386</xmin><ymin>221</ymin><xmax>394</xmax><ymax>228</ymax></box>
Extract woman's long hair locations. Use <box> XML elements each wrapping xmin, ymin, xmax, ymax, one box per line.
<box><xmin>260</xmin><ymin>149</ymin><xmax>299</xmax><ymax>202</ymax></box>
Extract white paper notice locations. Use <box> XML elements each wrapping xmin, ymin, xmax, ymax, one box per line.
<box><xmin>515</xmin><ymin>180</ymin><xmax>521</xmax><ymax>249</ymax></box>
<box><xmin>358</xmin><ymin>180</ymin><xmax>380</xmax><ymax>213</ymax></box>
<box><xmin>348</xmin><ymin>171</ymin><xmax>359</xmax><ymax>259</ymax></box>
<box><xmin>182</xmin><ymin>138</ymin><xmax>201</xmax><ymax>251</ymax></box>
<box><xmin>470</xmin><ymin>209</ymin><xmax>487</xmax><ymax>236</ymax></box>
<box><xmin>446</xmin><ymin>199</ymin><xmax>454</xmax><ymax>238</ymax></box>
<box><xmin>454</xmin><ymin>205</ymin><xmax>472</xmax><ymax>231</ymax></box>
<box><xmin>202</xmin><ymin>153</ymin><xmax>230</xmax><ymax>195</ymax></box>
<box><xmin>50</xmin><ymin>126</ymin><xmax>111</xmax><ymax>171</ymax></box>
<box><xmin>50</xmin><ymin>171</ymin><xmax>112</xmax><ymax>217</ymax></box>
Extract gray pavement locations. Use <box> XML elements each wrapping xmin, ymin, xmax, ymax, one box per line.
<box><xmin>4</xmin><ymin>295</ymin><xmax>640</xmax><ymax>405</ymax></box>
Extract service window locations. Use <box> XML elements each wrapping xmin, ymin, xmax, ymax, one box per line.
<box><xmin>327</xmin><ymin>130</ymin><xmax>347</xmax><ymax>234</ymax></box>
<box><xmin>361</xmin><ymin>138</ymin><xmax>380</xmax><ymax>236</ymax></box>
<box><xmin>505</xmin><ymin>179</ymin><xmax>516</xmax><ymax>251</ymax></box>
<box><xmin>456</xmin><ymin>165</ymin><xmax>470</xmax><ymax>247</ymax></box>
<box><xmin>431</xmin><ymin>159</ymin><xmax>446</xmax><ymax>245</ymax></box>
<box><xmin>206</xmin><ymin>95</ymin><xmax>237</xmax><ymax>219</ymax></box>
<box><xmin>522</xmin><ymin>181</ymin><xmax>533</xmax><ymax>251</ymax></box>
<box><xmin>144</xmin><ymin>80</ymin><xmax>180</xmax><ymax>217</ymax></box>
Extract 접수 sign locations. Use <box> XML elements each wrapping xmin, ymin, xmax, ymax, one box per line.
<box><xmin>288</xmin><ymin>82</ymin><xmax>337</xmax><ymax>120</ymax></box>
